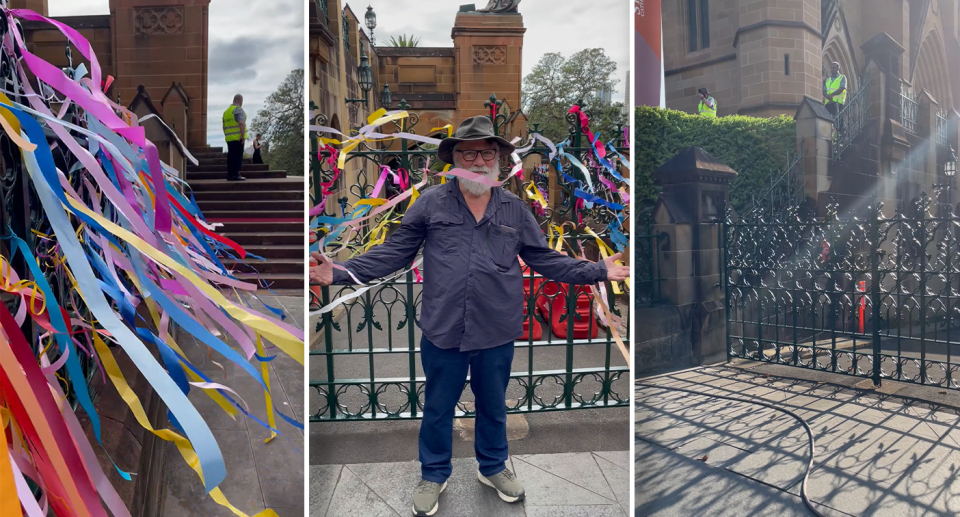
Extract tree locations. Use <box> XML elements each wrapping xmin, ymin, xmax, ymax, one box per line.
<box><xmin>388</xmin><ymin>34</ymin><xmax>420</xmax><ymax>47</ymax></box>
<box><xmin>250</xmin><ymin>69</ymin><xmax>304</xmax><ymax>176</ymax></box>
<box><xmin>521</xmin><ymin>49</ymin><xmax>625</xmax><ymax>144</ymax></box>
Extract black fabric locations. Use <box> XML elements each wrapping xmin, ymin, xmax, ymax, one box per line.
<box><xmin>226</xmin><ymin>140</ymin><xmax>244</xmax><ymax>179</ymax></box>
<box><xmin>252</xmin><ymin>147</ymin><xmax>263</xmax><ymax>164</ymax></box>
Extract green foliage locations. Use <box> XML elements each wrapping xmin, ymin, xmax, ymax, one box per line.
<box><xmin>522</xmin><ymin>49</ymin><xmax>625</xmax><ymax>143</ymax></box>
<box><xmin>251</xmin><ymin>69</ymin><xmax>304</xmax><ymax>176</ymax></box>
<box><xmin>633</xmin><ymin>106</ymin><xmax>796</xmax><ymax>213</ymax></box>
<box><xmin>388</xmin><ymin>34</ymin><xmax>420</xmax><ymax>47</ymax></box>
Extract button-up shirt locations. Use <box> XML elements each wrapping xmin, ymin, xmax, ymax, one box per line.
<box><xmin>332</xmin><ymin>180</ymin><xmax>608</xmax><ymax>351</ymax></box>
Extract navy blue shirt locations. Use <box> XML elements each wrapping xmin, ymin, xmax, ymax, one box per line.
<box><xmin>332</xmin><ymin>180</ymin><xmax>608</xmax><ymax>351</ymax></box>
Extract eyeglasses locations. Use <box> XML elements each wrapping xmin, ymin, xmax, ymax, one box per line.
<box><xmin>456</xmin><ymin>149</ymin><xmax>498</xmax><ymax>161</ymax></box>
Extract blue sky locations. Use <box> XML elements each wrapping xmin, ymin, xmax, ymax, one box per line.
<box><xmin>49</xmin><ymin>0</ymin><xmax>304</xmax><ymax>149</ymax></box>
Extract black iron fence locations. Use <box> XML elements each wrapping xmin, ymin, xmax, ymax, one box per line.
<box><xmin>725</xmin><ymin>187</ymin><xmax>960</xmax><ymax>388</ymax></box>
<box><xmin>310</xmin><ymin>96</ymin><xmax>630</xmax><ymax>421</ymax></box>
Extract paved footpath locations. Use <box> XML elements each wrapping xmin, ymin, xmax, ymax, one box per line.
<box><xmin>160</xmin><ymin>293</ymin><xmax>305</xmax><ymax>517</ymax></box>
<box><xmin>637</xmin><ymin>363</ymin><xmax>960</xmax><ymax>517</ymax></box>
<box><xmin>311</xmin><ymin>451</ymin><xmax>630</xmax><ymax>516</ymax></box>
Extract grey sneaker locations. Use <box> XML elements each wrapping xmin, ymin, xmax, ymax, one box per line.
<box><xmin>478</xmin><ymin>468</ymin><xmax>525</xmax><ymax>503</ymax></box>
<box><xmin>412</xmin><ymin>479</ymin><xmax>447</xmax><ymax>516</ymax></box>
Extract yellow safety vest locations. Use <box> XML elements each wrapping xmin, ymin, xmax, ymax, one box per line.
<box><xmin>223</xmin><ymin>105</ymin><xmax>243</xmax><ymax>142</ymax></box>
<box><xmin>698</xmin><ymin>97</ymin><xmax>717</xmax><ymax>118</ymax></box>
<box><xmin>824</xmin><ymin>74</ymin><xmax>846</xmax><ymax>105</ymax></box>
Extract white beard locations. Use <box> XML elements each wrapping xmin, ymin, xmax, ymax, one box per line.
<box><xmin>456</xmin><ymin>162</ymin><xmax>500</xmax><ymax>196</ymax></box>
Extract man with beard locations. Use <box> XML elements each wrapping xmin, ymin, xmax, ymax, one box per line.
<box><xmin>310</xmin><ymin>116</ymin><xmax>629</xmax><ymax>516</ymax></box>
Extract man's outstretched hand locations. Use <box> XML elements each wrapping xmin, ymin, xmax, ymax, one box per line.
<box><xmin>310</xmin><ymin>251</ymin><xmax>333</xmax><ymax>286</ymax></box>
<box><xmin>603</xmin><ymin>253</ymin><xmax>630</xmax><ymax>282</ymax></box>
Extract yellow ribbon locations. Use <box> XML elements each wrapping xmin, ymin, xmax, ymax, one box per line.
<box><xmin>91</xmin><ymin>331</ymin><xmax>276</xmax><ymax>517</ymax></box>
<box><xmin>583</xmin><ymin>227</ymin><xmax>627</xmax><ymax>294</ymax></box>
<box><xmin>430</xmin><ymin>124</ymin><xmax>453</xmax><ymax>138</ymax></box>
<box><xmin>63</xmin><ymin>196</ymin><xmax>305</xmax><ymax>364</ymax></box>
<box><xmin>255</xmin><ymin>334</ymin><xmax>278</xmax><ymax>443</ymax></box>
<box><xmin>0</xmin><ymin>407</ymin><xmax>19</xmax><ymax>517</ymax></box>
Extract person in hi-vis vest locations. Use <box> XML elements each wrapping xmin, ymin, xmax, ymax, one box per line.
<box><xmin>697</xmin><ymin>87</ymin><xmax>717</xmax><ymax>118</ymax></box>
<box><xmin>824</xmin><ymin>62</ymin><xmax>847</xmax><ymax>118</ymax></box>
<box><xmin>223</xmin><ymin>94</ymin><xmax>247</xmax><ymax>181</ymax></box>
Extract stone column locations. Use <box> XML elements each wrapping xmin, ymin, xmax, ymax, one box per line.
<box><xmin>919</xmin><ymin>90</ymin><xmax>940</xmax><ymax>188</ymax></box>
<box><xmin>451</xmin><ymin>7</ymin><xmax>525</xmax><ymax>121</ymax></box>
<box><xmin>650</xmin><ymin>147</ymin><xmax>736</xmax><ymax>366</ymax></box>
<box><xmin>794</xmin><ymin>96</ymin><xmax>835</xmax><ymax>215</ymax></box>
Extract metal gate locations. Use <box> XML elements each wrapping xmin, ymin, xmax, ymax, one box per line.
<box><xmin>310</xmin><ymin>96</ymin><xmax>630</xmax><ymax>421</ymax></box>
<box><xmin>724</xmin><ymin>186</ymin><xmax>960</xmax><ymax>388</ymax></box>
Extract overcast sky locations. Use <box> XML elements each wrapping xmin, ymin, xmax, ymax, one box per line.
<box><xmin>363</xmin><ymin>0</ymin><xmax>630</xmax><ymax>101</ymax></box>
<box><xmin>49</xmin><ymin>0</ymin><xmax>304</xmax><ymax>149</ymax></box>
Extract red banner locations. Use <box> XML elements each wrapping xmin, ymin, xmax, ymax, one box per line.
<box><xmin>634</xmin><ymin>0</ymin><xmax>663</xmax><ymax>107</ymax></box>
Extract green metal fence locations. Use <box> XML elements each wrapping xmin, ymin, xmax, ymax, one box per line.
<box><xmin>310</xmin><ymin>95</ymin><xmax>630</xmax><ymax>421</ymax></box>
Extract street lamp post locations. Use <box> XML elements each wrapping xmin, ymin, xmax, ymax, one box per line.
<box><xmin>365</xmin><ymin>6</ymin><xmax>377</xmax><ymax>45</ymax></box>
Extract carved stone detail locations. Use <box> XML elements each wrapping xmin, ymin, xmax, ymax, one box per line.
<box><xmin>477</xmin><ymin>0</ymin><xmax>521</xmax><ymax>13</ymax></box>
<box><xmin>135</xmin><ymin>7</ymin><xmax>185</xmax><ymax>35</ymax></box>
<box><xmin>473</xmin><ymin>45</ymin><xmax>507</xmax><ymax>65</ymax></box>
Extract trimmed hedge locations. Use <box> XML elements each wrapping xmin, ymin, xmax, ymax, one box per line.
<box><xmin>634</xmin><ymin>106</ymin><xmax>796</xmax><ymax>213</ymax></box>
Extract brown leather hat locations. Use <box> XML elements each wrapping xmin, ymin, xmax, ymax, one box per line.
<box><xmin>437</xmin><ymin>116</ymin><xmax>516</xmax><ymax>165</ymax></box>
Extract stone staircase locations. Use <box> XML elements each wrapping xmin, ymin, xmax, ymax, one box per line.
<box><xmin>185</xmin><ymin>145</ymin><xmax>303</xmax><ymax>290</ymax></box>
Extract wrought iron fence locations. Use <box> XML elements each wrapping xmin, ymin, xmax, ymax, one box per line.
<box><xmin>743</xmin><ymin>150</ymin><xmax>806</xmax><ymax>219</ymax></box>
<box><xmin>634</xmin><ymin>207</ymin><xmax>662</xmax><ymax>308</ymax></box>
<box><xmin>725</xmin><ymin>187</ymin><xmax>960</xmax><ymax>389</ymax></box>
<box><xmin>937</xmin><ymin>108</ymin><xmax>948</xmax><ymax>148</ymax></box>
<box><xmin>310</xmin><ymin>96</ymin><xmax>630</xmax><ymax>421</ymax></box>
<box><xmin>900</xmin><ymin>85</ymin><xmax>920</xmax><ymax>136</ymax></box>
<box><xmin>833</xmin><ymin>78</ymin><xmax>871</xmax><ymax>160</ymax></box>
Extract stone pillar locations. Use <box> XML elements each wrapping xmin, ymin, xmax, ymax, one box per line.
<box><xmin>451</xmin><ymin>7</ymin><xmax>525</xmax><ymax>121</ymax></box>
<box><xmin>110</xmin><ymin>0</ymin><xmax>210</xmax><ymax>148</ymax></box>
<box><xmin>919</xmin><ymin>90</ymin><xmax>940</xmax><ymax>187</ymax></box>
<box><xmin>794</xmin><ymin>96</ymin><xmax>835</xmax><ymax>215</ymax></box>
<box><xmin>651</xmin><ymin>147</ymin><xmax>736</xmax><ymax>365</ymax></box>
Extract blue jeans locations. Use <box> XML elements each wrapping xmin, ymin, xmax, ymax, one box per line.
<box><xmin>418</xmin><ymin>335</ymin><xmax>514</xmax><ymax>483</ymax></box>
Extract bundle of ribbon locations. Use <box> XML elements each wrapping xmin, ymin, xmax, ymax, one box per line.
<box><xmin>310</xmin><ymin>102</ymin><xmax>631</xmax><ymax>320</ymax></box>
<box><xmin>0</xmin><ymin>9</ymin><xmax>302</xmax><ymax>517</ymax></box>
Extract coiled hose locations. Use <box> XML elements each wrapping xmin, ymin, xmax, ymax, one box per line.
<box><xmin>635</xmin><ymin>382</ymin><xmax>827</xmax><ymax>517</ymax></box>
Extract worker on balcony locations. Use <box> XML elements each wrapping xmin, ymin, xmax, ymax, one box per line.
<box><xmin>222</xmin><ymin>93</ymin><xmax>247</xmax><ymax>181</ymax></box>
<box><xmin>697</xmin><ymin>87</ymin><xmax>717</xmax><ymax>117</ymax></box>
<box><xmin>311</xmin><ymin>116</ymin><xmax>630</xmax><ymax>517</ymax></box>
<box><xmin>824</xmin><ymin>61</ymin><xmax>847</xmax><ymax>118</ymax></box>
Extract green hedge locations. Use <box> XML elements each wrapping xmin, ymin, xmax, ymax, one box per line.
<box><xmin>634</xmin><ymin>106</ymin><xmax>796</xmax><ymax>213</ymax></box>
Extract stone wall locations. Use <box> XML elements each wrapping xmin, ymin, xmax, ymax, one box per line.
<box><xmin>635</xmin><ymin>305</ymin><xmax>693</xmax><ymax>374</ymax></box>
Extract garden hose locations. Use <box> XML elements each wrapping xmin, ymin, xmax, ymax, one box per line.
<box><xmin>635</xmin><ymin>382</ymin><xmax>827</xmax><ymax>517</ymax></box>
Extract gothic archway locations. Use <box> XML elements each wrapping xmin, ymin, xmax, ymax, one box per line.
<box><xmin>913</xmin><ymin>30</ymin><xmax>953</xmax><ymax>109</ymax></box>
<box><xmin>823</xmin><ymin>37</ymin><xmax>858</xmax><ymax>95</ymax></box>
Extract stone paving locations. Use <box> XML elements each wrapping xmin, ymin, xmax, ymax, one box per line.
<box><xmin>636</xmin><ymin>364</ymin><xmax>960</xmax><ymax>517</ymax></box>
<box><xmin>160</xmin><ymin>294</ymin><xmax>305</xmax><ymax>517</ymax></box>
<box><xmin>310</xmin><ymin>451</ymin><xmax>630</xmax><ymax>517</ymax></box>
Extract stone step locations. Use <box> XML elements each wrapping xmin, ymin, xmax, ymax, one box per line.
<box><xmin>204</xmin><ymin>210</ymin><xmax>303</xmax><ymax>219</ymax></box>
<box><xmin>230</xmin><ymin>244</ymin><xmax>303</xmax><ymax>259</ymax></box>
<box><xmin>190</xmin><ymin>146</ymin><xmax>223</xmax><ymax>153</ymax></box>
<box><xmin>194</xmin><ymin>155</ymin><xmax>259</xmax><ymax>165</ymax></box>
<box><xmin>192</xmin><ymin>190</ymin><xmax>304</xmax><ymax>201</ymax></box>
<box><xmin>187</xmin><ymin>170</ymin><xmax>287</xmax><ymax>181</ymax></box>
<box><xmin>220</xmin><ymin>232</ymin><xmax>303</xmax><ymax>245</ymax></box>
<box><xmin>224</xmin><ymin>259</ymin><xmax>303</xmax><ymax>275</ymax></box>
<box><xmin>198</xmin><ymin>199</ymin><xmax>303</xmax><ymax>211</ymax></box>
<box><xmin>188</xmin><ymin>163</ymin><xmax>271</xmax><ymax>173</ymax></box>
<box><xmin>188</xmin><ymin>178</ymin><xmax>303</xmax><ymax>192</ymax></box>
<box><xmin>230</xmin><ymin>273</ymin><xmax>303</xmax><ymax>290</ymax></box>
<box><xmin>216</xmin><ymin>220</ymin><xmax>304</xmax><ymax>233</ymax></box>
